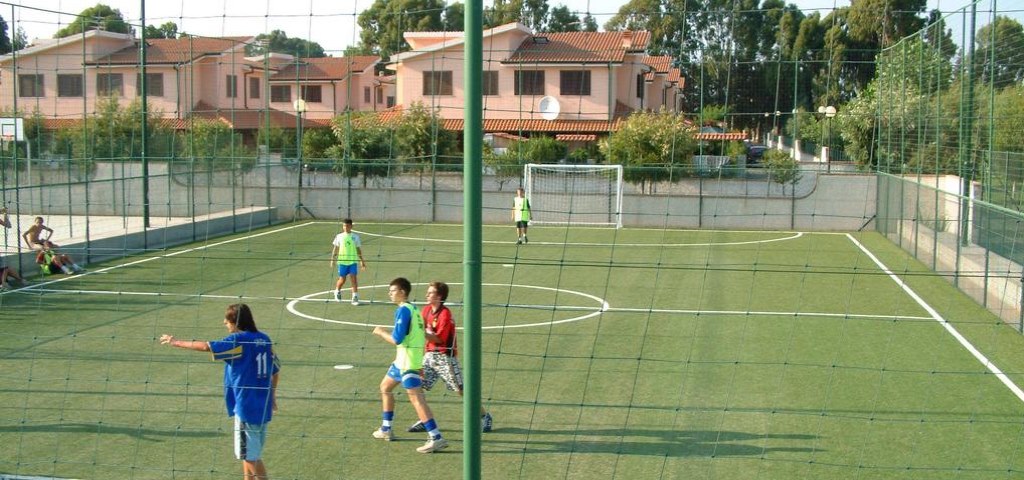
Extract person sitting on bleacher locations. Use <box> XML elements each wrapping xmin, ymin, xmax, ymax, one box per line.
<box><xmin>36</xmin><ymin>241</ymin><xmax>84</xmax><ymax>275</ymax></box>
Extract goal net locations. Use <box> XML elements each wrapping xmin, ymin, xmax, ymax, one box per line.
<box><xmin>523</xmin><ymin>163</ymin><xmax>624</xmax><ymax>229</ymax></box>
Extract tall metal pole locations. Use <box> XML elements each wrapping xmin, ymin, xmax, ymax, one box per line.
<box><xmin>140</xmin><ymin>0</ymin><xmax>150</xmax><ymax>229</ymax></box>
<box><xmin>463</xmin><ymin>0</ymin><xmax>483</xmax><ymax>478</ymax></box>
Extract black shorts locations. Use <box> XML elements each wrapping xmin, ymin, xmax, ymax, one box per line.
<box><xmin>516</xmin><ymin>221</ymin><xmax>529</xmax><ymax>228</ymax></box>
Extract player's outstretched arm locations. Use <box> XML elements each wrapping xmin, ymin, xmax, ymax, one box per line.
<box><xmin>160</xmin><ymin>334</ymin><xmax>211</xmax><ymax>352</ymax></box>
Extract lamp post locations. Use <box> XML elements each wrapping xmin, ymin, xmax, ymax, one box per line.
<box><xmin>294</xmin><ymin>98</ymin><xmax>307</xmax><ymax>211</ymax></box>
<box><xmin>817</xmin><ymin>105</ymin><xmax>837</xmax><ymax>173</ymax></box>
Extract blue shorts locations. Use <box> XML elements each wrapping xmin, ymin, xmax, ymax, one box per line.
<box><xmin>387</xmin><ymin>363</ymin><xmax>423</xmax><ymax>389</ymax></box>
<box><xmin>234</xmin><ymin>416</ymin><xmax>267</xmax><ymax>461</ymax></box>
<box><xmin>337</xmin><ymin>263</ymin><xmax>358</xmax><ymax>277</ymax></box>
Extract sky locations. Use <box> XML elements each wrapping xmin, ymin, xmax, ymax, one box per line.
<box><xmin>13</xmin><ymin>0</ymin><xmax>1012</xmax><ymax>55</ymax></box>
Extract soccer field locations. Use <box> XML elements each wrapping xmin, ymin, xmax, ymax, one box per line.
<box><xmin>3</xmin><ymin>221</ymin><xmax>1024</xmax><ymax>479</ymax></box>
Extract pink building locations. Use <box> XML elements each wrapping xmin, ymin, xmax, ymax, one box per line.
<box><xmin>0</xmin><ymin>30</ymin><xmax>383</xmax><ymax>133</ymax></box>
<box><xmin>386</xmin><ymin>22</ymin><xmax>686</xmax><ymax>142</ymax></box>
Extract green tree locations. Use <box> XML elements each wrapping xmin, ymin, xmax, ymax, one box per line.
<box><xmin>486</xmin><ymin>0</ymin><xmax>551</xmax><ymax>30</ymax></box>
<box><xmin>249</xmin><ymin>30</ymin><xmax>326</xmax><ymax>57</ymax></box>
<box><xmin>301</xmin><ymin>128</ymin><xmax>339</xmax><ymax>160</ymax></box>
<box><xmin>357</xmin><ymin>0</ymin><xmax>445</xmax><ymax>61</ymax></box>
<box><xmin>145</xmin><ymin>22</ymin><xmax>178</xmax><ymax>39</ymax></box>
<box><xmin>601</xmin><ymin>110</ymin><xmax>696</xmax><ymax>193</ymax></box>
<box><xmin>0</xmin><ymin>14</ymin><xmax>11</xmax><ymax>54</ymax></box>
<box><xmin>763</xmin><ymin>149</ymin><xmax>801</xmax><ymax>194</ymax></box>
<box><xmin>506</xmin><ymin>135</ymin><xmax>567</xmax><ymax>164</ymax></box>
<box><xmin>846</xmin><ymin>0</ymin><xmax>926</xmax><ymax>48</ymax></box>
<box><xmin>545</xmin><ymin>5</ymin><xmax>582</xmax><ymax>32</ymax></box>
<box><xmin>393</xmin><ymin>102</ymin><xmax>460</xmax><ymax>176</ymax></box>
<box><xmin>973</xmin><ymin>16</ymin><xmax>1024</xmax><ymax>90</ymax></box>
<box><xmin>328</xmin><ymin>112</ymin><xmax>397</xmax><ymax>183</ymax></box>
<box><xmin>442</xmin><ymin>2</ymin><xmax>465</xmax><ymax>31</ymax></box>
<box><xmin>55</xmin><ymin>4</ymin><xmax>133</xmax><ymax>38</ymax></box>
<box><xmin>12</xmin><ymin>26</ymin><xmax>27</xmax><ymax>51</ymax></box>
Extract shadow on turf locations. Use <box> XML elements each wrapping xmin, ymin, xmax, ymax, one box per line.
<box><xmin>489</xmin><ymin>427</ymin><xmax>819</xmax><ymax>457</ymax></box>
<box><xmin>0</xmin><ymin>422</ymin><xmax>218</xmax><ymax>441</ymax></box>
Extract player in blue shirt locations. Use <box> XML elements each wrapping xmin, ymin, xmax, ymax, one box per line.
<box><xmin>371</xmin><ymin>277</ymin><xmax>448</xmax><ymax>453</ymax></box>
<box><xmin>161</xmin><ymin>303</ymin><xmax>280</xmax><ymax>479</ymax></box>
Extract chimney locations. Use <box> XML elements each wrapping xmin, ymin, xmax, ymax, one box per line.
<box><xmin>622</xmin><ymin>31</ymin><xmax>634</xmax><ymax>49</ymax></box>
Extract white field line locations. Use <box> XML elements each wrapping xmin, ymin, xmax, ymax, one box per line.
<box><xmin>15</xmin><ymin>285</ymin><xmax>933</xmax><ymax>325</ymax></box>
<box><xmin>355</xmin><ymin>228</ymin><xmax>803</xmax><ymax>247</ymax></box>
<box><xmin>2</xmin><ymin>222</ymin><xmax>317</xmax><ymax>295</ymax></box>
<box><xmin>846</xmin><ymin>233</ymin><xmax>1024</xmax><ymax>403</ymax></box>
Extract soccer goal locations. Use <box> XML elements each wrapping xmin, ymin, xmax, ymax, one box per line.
<box><xmin>524</xmin><ymin>163</ymin><xmax>624</xmax><ymax>228</ymax></box>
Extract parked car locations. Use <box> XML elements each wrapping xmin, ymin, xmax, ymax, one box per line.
<box><xmin>746</xmin><ymin>144</ymin><xmax>768</xmax><ymax>166</ymax></box>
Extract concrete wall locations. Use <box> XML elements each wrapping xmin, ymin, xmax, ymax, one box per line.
<box><xmin>5</xmin><ymin>164</ymin><xmax>877</xmax><ymax>231</ymax></box>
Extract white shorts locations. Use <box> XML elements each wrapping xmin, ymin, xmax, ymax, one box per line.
<box><xmin>234</xmin><ymin>416</ymin><xmax>267</xmax><ymax>461</ymax></box>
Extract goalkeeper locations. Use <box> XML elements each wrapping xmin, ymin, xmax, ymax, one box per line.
<box><xmin>512</xmin><ymin>187</ymin><xmax>531</xmax><ymax>244</ymax></box>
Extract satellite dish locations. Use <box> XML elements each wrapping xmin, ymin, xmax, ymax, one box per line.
<box><xmin>539</xmin><ymin>96</ymin><xmax>560</xmax><ymax>121</ymax></box>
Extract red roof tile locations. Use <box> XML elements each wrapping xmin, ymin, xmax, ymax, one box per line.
<box><xmin>555</xmin><ymin>134</ymin><xmax>597</xmax><ymax>142</ymax></box>
<box><xmin>504</xmin><ymin>31</ymin><xmax>650</xmax><ymax>64</ymax></box>
<box><xmin>695</xmin><ymin>132</ymin><xmax>748</xmax><ymax>141</ymax></box>
<box><xmin>271</xmin><ymin>56</ymin><xmax>379</xmax><ymax>81</ymax></box>
<box><xmin>644</xmin><ymin>55</ymin><xmax>672</xmax><ymax>73</ymax></box>
<box><xmin>40</xmin><ymin>117</ymin><xmax>190</xmax><ymax>130</ymax></box>
<box><xmin>87</xmin><ymin>36</ymin><xmax>252</xmax><ymax>65</ymax></box>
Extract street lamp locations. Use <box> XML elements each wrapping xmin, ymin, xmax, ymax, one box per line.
<box><xmin>294</xmin><ymin>98</ymin><xmax>307</xmax><ymax>213</ymax></box>
<box><xmin>817</xmin><ymin>105</ymin><xmax>837</xmax><ymax>173</ymax></box>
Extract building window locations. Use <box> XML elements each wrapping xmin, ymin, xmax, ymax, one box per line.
<box><xmin>636</xmin><ymin>74</ymin><xmax>645</xmax><ymax>101</ymax></box>
<box><xmin>249</xmin><ymin>77</ymin><xmax>261</xmax><ymax>99</ymax></box>
<box><xmin>560</xmin><ymin>70</ymin><xmax>590</xmax><ymax>96</ymax></box>
<box><xmin>386</xmin><ymin>96</ymin><xmax>395</xmax><ymax>108</ymax></box>
<box><xmin>363</xmin><ymin>86</ymin><xmax>371</xmax><ymax>103</ymax></box>
<box><xmin>135</xmin><ymin>73</ymin><xmax>163</xmax><ymax>96</ymax></box>
<box><xmin>226</xmin><ymin>74</ymin><xmax>238</xmax><ymax>98</ymax></box>
<box><xmin>376</xmin><ymin>87</ymin><xmax>383</xmax><ymax>103</ymax></box>
<box><xmin>18</xmin><ymin>74</ymin><xmax>44</xmax><ymax>97</ymax></box>
<box><xmin>483</xmin><ymin>71</ymin><xmax>499</xmax><ymax>96</ymax></box>
<box><xmin>97</xmin><ymin>73</ymin><xmax>123</xmax><ymax>96</ymax></box>
<box><xmin>422</xmin><ymin>71</ymin><xmax>453</xmax><ymax>96</ymax></box>
<box><xmin>514</xmin><ymin>70</ymin><xmax>544</xmax><ymax>96</ymax></box>
<box><xmin>270</xmin><ymin>85</ymin><xmax>290</xmax><ymax>102</ymax></box>
<box><xmin>57</xmin><ymin>74</ymin><xmax>83</xmax><ymax>97</ymax></box>
<box><xmin>301</xmin><ymin>85</ymin><xmax>322</xmax><ymax>103</ymax></box>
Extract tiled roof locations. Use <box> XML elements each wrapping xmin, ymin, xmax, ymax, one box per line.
<box><xmin>40</xmin><ymin>117</ymin><xmax>190</xmax><ymax>130</ymax></box>
<box><xmin>644</xmin><ymin>56</ymin><xmax>672</xmax><ymax>73</ymax></box>
<box><xmin>667</xmin><ymin>68</ymin><xmax>682</xmax><ymax>84</ymax></box>
<box><xmin>492</xmin><ymin>132</ymin><xmax>526</xmax><ymax>141</ymax></box>
<box><xmin>271</xmin><ymin>56</ymin><xmax>379</xmax><ymax>81</ymax></box>
<box><xmin>87</xmin><ymin>36</ymin><xmax>253</xmax><ymax>65</ymax></box>
<box><xmin>695</xmin><ymin>132</ymin><xmax>748</xmax><ymax>141</ymax></box>
<box><xmin>504</xmin><ymin>31</ymin><xmax>651</xmax><ymax>64</ymax></box>
<box><xmin>191</xmin><ymin>101</ymin><xmax>329</xmax><ymax>129</ymax></box>
<box><xmin>446</xmin><ymin>118</ymin><xmax>622</xmax><ymax>133</ymax></box>
<box><xmin>555</xmin><ymin>134</ymin><xmax>597</xmax><ymax>142</ymax></box>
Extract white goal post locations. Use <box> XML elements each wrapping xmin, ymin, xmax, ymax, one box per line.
<box><xmin>523</xmin><ymin>163</ymin><xmax>624</xmax><ymax>229</ymax></box>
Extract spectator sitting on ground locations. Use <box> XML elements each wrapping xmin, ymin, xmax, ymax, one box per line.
<box><xmin>0</xmin><ymin>256</ymin><xmax>27</xmax><ymax>290</ymax></box>
<box><xmin>36</xmin><ymin>241</ymin><xmax>84</xmax><ymax>275</ymax></box>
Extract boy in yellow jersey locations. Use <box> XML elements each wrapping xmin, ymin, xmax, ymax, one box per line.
<box><xmin>512</xmin><ymin>187</ymin><xmax>531</xmax><ymax>244</ymax></box>
<box><xmin>330</xmin><ymin>218</ymin><xmax>367</xmax><ymax>305</ymax></box>
<box><xmin>371</xmin><ymin>277</ymin><xmax>448</xmax><ymax>453</ymax></box>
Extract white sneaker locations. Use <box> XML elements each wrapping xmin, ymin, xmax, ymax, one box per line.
<box><xmin>416</xmin><ymin>437</ymin><xmax>448</xmax><ymax>453</ymax></box>
<box><xmin>351</xmin><ymin>295</ymin><xmax>360</xmax><ymax>306</ymax></box>
<box><xmin>333</xmin><ymin>290</ymin><xmax>341</xmax><ymax>302</ymax></box>
<box><xmin>372</xmin><ymin>428</ymin><xmax>394</xmax><ymax>441</ymax></box>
